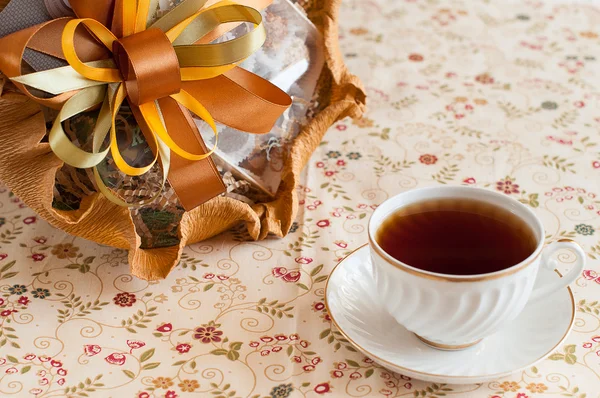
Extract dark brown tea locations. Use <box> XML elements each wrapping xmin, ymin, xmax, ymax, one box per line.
<box><xmin>376</xmin><ymin>198</ymin><xmax>538</xmax><ymax>275</ymax></box>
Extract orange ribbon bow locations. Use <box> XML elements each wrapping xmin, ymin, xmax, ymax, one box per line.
<box><xmin>0</xmin><ymin>0</ymin><xmax>292</xmax><ymax>210</ymax></box>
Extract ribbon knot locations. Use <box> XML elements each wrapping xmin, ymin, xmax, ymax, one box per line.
<box><xmin>113</xmin><ymin>28</ymin><xmax>181</xmax><ymax>106</ymax></box>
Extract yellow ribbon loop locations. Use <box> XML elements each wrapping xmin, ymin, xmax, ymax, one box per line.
<box><xmin>62</xmin><ymin>19</ymin><xmax>121</xmax><ymax>82</ymax></box>
<box><xmin>135</xmin><ymin>0</ymin><xmax>152</xmax><ymax>33</ymax></box>
<box><xmin>139</xmin><ymin>91</ymin><xmax>218</xmax><ymax>161</ymax></box>
<box><xmin>109</xmin><ymin>84</ymin><xmax>161</xmax><ymax>176</ymax></box>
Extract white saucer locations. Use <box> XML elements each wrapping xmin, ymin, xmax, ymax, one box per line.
<box><xmin>325</xmin><ymin>245</ymin><xmax>576</xmax><ymax>384</ymax></box>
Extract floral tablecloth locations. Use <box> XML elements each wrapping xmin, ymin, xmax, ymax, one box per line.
<box><xmin>2</xmin><ymin>0</ymin><xmax>600</xmax><ymax>397</ymax></box>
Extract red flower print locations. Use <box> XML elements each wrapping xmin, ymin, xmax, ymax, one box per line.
<box><xmin>334</xmin><ymin>240</ymin><xmax>348</xmax><ymax>248</ymax></box>
<box><xmin>303</xmin><ymin>365</ymin><xmax>315</xmax><ymax>372</ymax></box>
<box><xmin>29</xmin><ymin>389</ymin><xmax>43</xmax><ymax>396</ymax></box>
<box><xmin>289</xmin><ymin>334</ymin><xmax>299</xmax><ymax>340</ymax></box>
<box><xmin>300</xmin><ymin>340</ymin><xmax>309</xmax><ymax>348</ymax></box>
<box><xmin>217</xmin><ymin>275</ymin><xmax>229</xmax><ymax>280</ymax></box>
<box><xmin>592</xmin><ymin>336</ymin><xmax>600</xmax><ymax>342</ymax></box>
<box><xmin>113</xmin><ymin>292</ymin><xmax>136</xmax><ymax>307</ymax></box>
<box><xmin>350</xmin><ymin>372</ymin><xmax>362</xmax><ymax>379</ymax></box>
<box><xmin>337</xmin><ymin>362</ymin><xmax>347</xmax><ymax>370</ymax></box>
<box><xmin>165</xmin><ymin>391</ymin><xmax>178</xmax><ymax>398</ymax></box>
<box><xmin>380</xmin><ymin>389</ymin><xmax>393</xmax><ymax>396</ymax></box>
<box><xmin>517</xmin><ymin>394</ymin><xmax>529</xmax><ymax>398</ymax></box>
<box><xmin>193</xmin><ymin>326</ymin><xmax>223</xmax><ymax>343</ymax></box>
<box><xmin>404</xmin><ymin>383</ymin><xmax>412</xmax><ymax>389</ymax></box>
<box><xmin>314</xmin><ymin>382</ymin><xmax>332</xmax><ymax>394</ymax></box>
<box><xmin>33</xmin><ymin>237</ymin><xmax>47</xmax><ymax>244</ymax></box>
<box><xmin>282</xmin><ymin>271</ymin><xmax>301</xmax><ymax>283</ymax></box>
<box><xmin>260</xmin><ymin>336</ymin><xmax>274</xmax><ymax>343</ymax></box>
<box><xmin>272</xmin><ymin>267</ymin><xmax>287</xmax><ymax>278</ymax></box>
<box><xmin>313</xmin><ymin>302</ymin><xmax>325</xmax><ymax>312</ymax></box>
<box><xmin>275</xmin><ymin>334</ymin><xmax>287</xmax><ymax>341</ymax></box>
<box><xmin>176</xmin><ymin>343</ymin><xmax>191</xmax><ymax>353</ymax></box>
<box><xmin>593</xmin><ymin>161</ymin><xmax>600</xmax><ymax>169</ymax></box>
<box><xmin>156</xmin><ymin>323</ymin><xmax>173</xmax><ymax>333</ymax></box>
<box><xmin>31</xmin><ymin>254</ymin><xmax>45</xmax><ymax>262</ymax></box>
<box><xmin>496</xmin><ymin>177</ymin><xmax>520</xmax><ymax>195</ymax></box>
<box><xmin>5</xmin><ymin>367</ymin><xmax>17</xmax><ymax>374</ymax></box>
<box><xmin>325</xmin><ymin>171</ymin><xmax>336</xmax><ymax>177</ymax></box>
<box><xmin>331</xmin><ymin>370</ymin><xmax>344</xmax><ymax>378</ymax></box>
<box><xmin>295</xmin><ymin>257</ymin><xmax>313</xmax><ymax>264</ymax></box>
<box><xmin>408</xmin><ymin>53</ymin><xmax>424</xmax><ymax>62</ymax></box>
<box><xmin>0</xmin><ymin>254</ymin><xmax>7</xmax><ymax>260</ymax></box>
<box><xmin>419</xmin><ymin>154</ymin><xmax>438</xmax><ymax>165</ymax></box>
<box><xmin>574</xmin><ymin>101</ymin><xmax>585</xmax><ymax>108</ymax></box>
<box><xmin>23</xmin><ymin>354</ymin><xmax>36</xmax><ymax>360</ymax></box>
<box><xmin>57</xmin><ymin>368</ymin><xmax>67</xmax><ymax>376</ymax></box>
<box><xmin>293</xmin><ymin>356</ymin><xmax>302</xmax><ymax>363</ymax></box>
<box><xmin>127</xmin><ymin>340</ymin><xmax>146</xmax><ymax>350</ymax></box>
<box><xmin>316</xmin><ymin>161</ymin><xmax>325</xmax><ymax>168</ymax></box>
<box><xmin>0</xmin><ymin>298</ymin><xmax>4</xmax><ymax>306</ymax></box>
<box><xmin>583</xmin><ymin>342</ymin><xmax>592</xmax><ymax>348</ymax></box>
<box><xmin>138</xmin><ymin>393</ymin><xmax>150</xmax><ymax>398</ymax></box>
<box><xmin>57</xmin><ymin>378</ymin><xmax>66</xmax><ymax>386</ymax></box>
<box><xmin>363</xmin><ymin>358</ymin><xmax>374</xmax><ymax>363</ymax></box>
<box><xmin>463</xmin><ymin>177</ymin><xmax>476</xmax><ymax>184</ymax></box>
<box><xmin>0</xmin><ymin>359</ymin><xmax>5</xmax><ymax>365</ymax></box>
<box><xmin>249</xmin><ymin>341</ymin><xmax>259</xmax><ymax>347</ymax></box>
<box><xmin>18</xmin><ymin>296</ymin><xmax>30</xmax><ymax>306</ymax></box>
<box><xmin>1</xmin><ymin>310</ymin><xmax>12</xmax><ymax>317</ymax></box>
<box><xmin>316</xmin><ymin>220</ymin><xmax>330</xmax><ymax>228</ymax></box>
<box><xmin>336</xmin><ymin>159</ymin><xmax>346</xmax><ymax>166</ymax></box>
<box><xmin>475</xmin><ymin>73</ymin><xmax>494</xmax><ymax>84</ymax></box>
<box><xmin>104</xmin><ymin>353</ymin><xmax>126</xmax><ymax>366</ymax></box>
<box><xmin>261</xmin><ymin>350</ymin><xmax>270</xmax><ymax>356</ymax></box>
<box><xmin>312</xmin><ymin>357</ymin><xmax>322</xmax><ymax>365</ymax></box>
<box><xmin>272</xmin><ymin>346</ymin><xmax>283</xmax><ymax>353</ymax></box>
<box><xmin>583</xmin><ymin>270</ymin><xmax>598</xmax><ymax>280</ymax></box>
<box><xmin>51</xmin><ymin>360</ymin><xmax>62</xmax><ymax>367</ymax></box>
<box><xmin>84</xmin><ymin>345</ymin><xmax>101</xmax><ymax>357</ymax></box>
<box><xmin>386</xmin><ymin>381</ymin><xmax>396</xmax><ymax>388</ymax></box>
<box><xmin>39</xmin><ymin>356</ymin><xmax>51</xmax><ymax>362</ymax></box>
<box><xmin>23</xmin><ymin>216</ymin><xmax>37</xmax><ymax>225</ymax></box>
<box><xmin>335</xmin><ymin>124</ymin><xmax>347</xmax><ymax>131</ymax></box>
<box><xmin>203</xmin><ymin>273</ymin><xmax>215</xmax><ymax>279</ymax></box>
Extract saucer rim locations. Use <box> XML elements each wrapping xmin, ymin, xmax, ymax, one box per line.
<box><xmin>324</xmin><ymin>243</ymin><xmax>576</xmax><ymax>381</ymax></box>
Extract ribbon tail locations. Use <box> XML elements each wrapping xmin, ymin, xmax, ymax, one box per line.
<box><xmin>181</xmin><ymin>66</ymin><xmax>291</xmax><ymax>134</ymax></box>
<box><xmin>156</xmin><ymin>97</ymin><xmax>225</xmax><ymax>211</ymax></box>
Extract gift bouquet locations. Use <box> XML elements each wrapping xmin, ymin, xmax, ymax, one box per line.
<box><xmin>0</xmin><ymin>0</ymin><xmax>365</xmax><ymax>279</ymax></box>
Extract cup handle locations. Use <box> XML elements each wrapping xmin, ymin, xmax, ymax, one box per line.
<box><xmin>529</xmin><ymin>239</ymin><xmax>585</xmax><ymax>303</ymax></box>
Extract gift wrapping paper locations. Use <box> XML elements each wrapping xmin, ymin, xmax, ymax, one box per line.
<box><xmin>1</xmin><ymin>0</ymin><xmax>600</xmax><ymax>396</ymax></box>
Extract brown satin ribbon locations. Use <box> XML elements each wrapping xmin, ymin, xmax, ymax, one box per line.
<box><xmin>0</xmin><ymin>20</ymin><xmax>76</xmax><ymax>109</ymax></box>
<box><xmin>69</xmin><ymin>0</ymin><xmax>116</xmax><ymax>27</ymax></box>
<box><xmin>157</xmin><ymin>97</ymin><xmax>226</xmax><ymax>210</ymax></box>
<box><xmin>0</xmin><ymin>0</ymin><xmax>288</xmax><ymax>211</ymax></box>
<box><xmin>182</xmin><ymin>67</ymin><xmax>291</xmax><ymax>133</ymax></box>
<box><xmin>113</xmin><ymin>28</ymin><xmax>181</xmax><ymax>106</ymax></box>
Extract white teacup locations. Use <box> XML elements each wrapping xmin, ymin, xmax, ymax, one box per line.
<box><xmin>368</xmin><ymin>186</ymin><xmax>585</xmax><ymax>350</ymax></box>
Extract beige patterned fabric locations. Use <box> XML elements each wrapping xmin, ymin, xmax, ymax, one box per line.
<box><xmin>1</xmin><ymin>0</ymin><xmax>600</xmax><ymax>397</ymax></box>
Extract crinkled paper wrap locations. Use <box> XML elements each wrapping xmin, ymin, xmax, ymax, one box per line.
<box><xmin>0</xmin><ymin>0</ymin><xmax>366</xmax><ymax>280</ymax></box>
